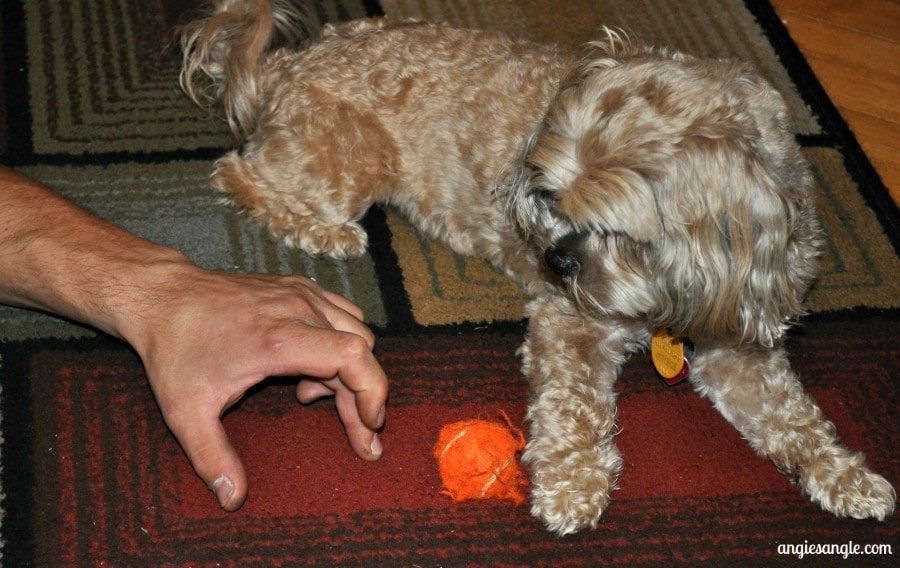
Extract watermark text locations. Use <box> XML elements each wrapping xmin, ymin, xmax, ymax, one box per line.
<box><xmin>777</xmin><ymin>540</ymin><xmax>892</xmax><ymax>560</ymax></box>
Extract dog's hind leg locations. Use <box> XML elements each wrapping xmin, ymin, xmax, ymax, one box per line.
<box><xmin>212</xmin><ymin>103</ymin><xmax>399</xmax><ymax>259</ymax></box>
<box><xmin>690</xmin><ymin>343</ymin><xmax>895</xmax><ymax>520</ymax></box>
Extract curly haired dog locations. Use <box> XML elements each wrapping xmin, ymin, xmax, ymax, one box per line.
<box><xmin>177</xmin><ymin>0</ymin><xmax>895</xmax><ymax>534</ymax></box>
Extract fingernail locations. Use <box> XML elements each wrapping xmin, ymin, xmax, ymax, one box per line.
<box><xmin>210</xmin><ymin>475</ymin><xmax>235</xmax><ymax>508</ymax></box>
<box><xmin>370</xmin><ymin>434</ymin><xmax>383</xmax><ymax>458</ymax></box>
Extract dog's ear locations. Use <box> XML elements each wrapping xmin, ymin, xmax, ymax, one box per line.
<box><xmin>648</xmin><ymin>119</ymin><xmax>821</xmax><ymax>346</ymax></box>
<box><xmin>523</xmin><ymin>125</ymin><xmax>665</xmax><ymax>242</ymax></box>
<box><xmin>520</xmin><ymin>67</ymin><xmax>678</xmax><ymax>241</ymax></box>
<box><xmin>522</xmin><ymin>30</ymin><xmax>715</xmax><ymax>243</ymax></box>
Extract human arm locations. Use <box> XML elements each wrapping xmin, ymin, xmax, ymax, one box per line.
<box><xmin>0</xmin><ymin>165</ymin><xmax>388</xmax><ymax>510</ymax></box>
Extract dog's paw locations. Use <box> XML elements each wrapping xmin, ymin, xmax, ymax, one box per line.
<box><xmin>805</xmin><ymin>458</ymin><xmax>896</xmax><ymax>520</ymax></box>
<box><xmin>281</xmin><ymin>220</ymin><xmax>369</xmax><ymax>259</ymax></box>
<box><xmin>527</xmin><ymin>451</ymin><xmax>620</xmax><ymax>536</ymax></box>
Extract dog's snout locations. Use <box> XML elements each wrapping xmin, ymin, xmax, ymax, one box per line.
<box><xmin>544</xmin><ymin>246</ymin><xmax>581</xmax><ymax>278</ymax></box>
<box><xmin>545</xmin><ymin>232</ymin><xmax>585</xmax><ymax>277</ymax></box>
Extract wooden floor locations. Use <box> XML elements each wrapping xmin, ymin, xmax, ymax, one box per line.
<box><xmin>770</xmin><ymin>0</ymin><xmax>900</xmax><ymax>206</ymax></box>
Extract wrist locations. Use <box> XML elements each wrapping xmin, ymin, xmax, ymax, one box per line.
<box><xmin>19</xmin><ymin>228</ymin><xmax>198</xmax><ymax>348</ymax></box>
<box><xmin>95</xmin><ymin>249</ymin><xmax>200</xmax><ymax>350</ymax></box>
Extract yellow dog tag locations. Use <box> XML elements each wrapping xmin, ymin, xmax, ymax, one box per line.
<box><xmin>651</xmin><ymin>330</ymin><xmax>693</xmax><ymax>385</ymax></box>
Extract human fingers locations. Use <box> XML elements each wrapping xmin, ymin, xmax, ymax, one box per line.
<box><xmin>319</xmin><ymin>288</ymin><xmax>365</xmax><ymax>321</ymax></box>
<box><xmin>296</xmin><ymin>376</ymin><xmax>386</xmax><ymax>460</ymax></box>
<box><xmin>277</xmin><ymin>274</ymin><xmax>365</xmax><ymax>322</ymax></box>
<box><xmin>301</xmin><ymin>374</ymin><xmax>386</xmax><ymax>460</ymax></box>
<box><xmin>295</xmin><ymin>379</ymin><xmax>333</xmax><ymax>403</ymax></box>
<box><xmin>164</xmin><ymin>406</ymin><xmax>248</xmax><ymax>511</ymax></box>
<box><xmin>308</xmin><ymin>293</ymin><xmax>375</xmax><ymax>350</ymax></box>
<box><xmin>268</xmin><ymin>328</ymin><xmax>389</xmax><ymax>432</ymax></box>
<box><xmin>261</xmin><ymin>280</ymin><xmax>375</xmax><ymax>350</ymax></box>
<box><xmin>333</xmin><ymin>380</ymin><xmax>384</xmax><ymax>460</ymax></box>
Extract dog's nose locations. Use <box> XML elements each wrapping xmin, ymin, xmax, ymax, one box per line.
<box><xmin>544</xmin><ymin>246</ymin><xmax>580</xmax><ymax>277</ymax></box>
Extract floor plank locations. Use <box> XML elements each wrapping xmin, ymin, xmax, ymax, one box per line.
<box><xmin>774</xmin><ymin>0</ymin><xmax>900</xmax><ymax>39</ymax></box>
<box><xmin>770</xmin><ymin>0</ymin><xmax>900</xmax><ymax>205</ymax></box>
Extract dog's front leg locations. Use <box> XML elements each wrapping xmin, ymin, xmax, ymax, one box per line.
<box><xmin>519</xmin><ymin>295</ymin><xmax>637</xmax><ymax>535</ymax></box>
<box><xmin>690</xmin><ymin>342</ymin><xmax>895</xmax><ymax>520</ymax></box>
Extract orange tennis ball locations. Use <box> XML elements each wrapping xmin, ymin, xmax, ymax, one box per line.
<box><xmin>433</xmin><ymin>414</ymin><xmax>528</xmax><ymax>504</ymax></box>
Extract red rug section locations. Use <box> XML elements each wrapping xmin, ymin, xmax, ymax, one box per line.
<box><xmin>33</xmin><ymin>329</ymin><xmax>898</xmax><ymax>565</ymax></box>
<box><xmin>183</xmin><ymin>389</ymin><xmax>864</xmax><ymax>516</ymax></box>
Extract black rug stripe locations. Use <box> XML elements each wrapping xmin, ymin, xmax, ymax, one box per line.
<box><xmin>0</xmin><ymin>0</ymin><xmax>33</xmax><ymax>164</ymax></box>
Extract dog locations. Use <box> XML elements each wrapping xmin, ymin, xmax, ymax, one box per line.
<box><xmin>177</xmin><ymin>0</ymin><xmax>895</xmax><ymax>534</ymax></box>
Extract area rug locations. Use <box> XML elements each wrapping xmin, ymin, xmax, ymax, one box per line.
<box><xmin>1</xmin><ymin>0</ymin><xmax>897</xmax><ymax>566</ymax></box>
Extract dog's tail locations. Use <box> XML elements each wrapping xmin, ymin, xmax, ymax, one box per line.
<box><xmin>176</xmin><ymin>0</ymin><xmax>309</xmax><ymax>138</ymax></box>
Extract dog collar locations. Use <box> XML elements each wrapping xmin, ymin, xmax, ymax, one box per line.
<box><xmin>650</xmin><ymin>330</ymin><xmax>694</xmax><ymax>386</ymax></box>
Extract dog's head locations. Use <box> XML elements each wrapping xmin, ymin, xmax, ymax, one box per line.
<box><xmin>508</xmin><ymin>30</ymin><xmax>822</xmax><ymax>346</ymax></box>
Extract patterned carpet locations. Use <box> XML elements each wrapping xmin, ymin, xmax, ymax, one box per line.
<box><xmin>1</xmin><ymin>0</ymin><xmax>897</xmax><ymax>565</ymax></box>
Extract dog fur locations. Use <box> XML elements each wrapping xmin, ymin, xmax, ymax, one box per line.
<box><xmin>177</xmin><ymin>0</ymin><xmax>895</xmax><ymax>534</ymax></box>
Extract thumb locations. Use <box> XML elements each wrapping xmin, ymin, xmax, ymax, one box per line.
<box><xmin>169</xmin><ymin>410</ymin><xmax>248</xmax><ymax>511</ymax></box>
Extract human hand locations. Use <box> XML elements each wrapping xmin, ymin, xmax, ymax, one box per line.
<box><xmin>0</xmin><ymin>168</ymin><xmax>387</xmax><ymax>510</ymax></box>
<box><xmin>125</xmin><ymin>265</ymin><xmax>388</xmax><ymax>511</ymax></box>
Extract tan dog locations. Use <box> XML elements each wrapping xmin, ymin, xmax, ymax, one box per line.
<box><xmin>177</xmin><ymin>0</ymin><xmax>895</xmax><ymax>534</ymax></box>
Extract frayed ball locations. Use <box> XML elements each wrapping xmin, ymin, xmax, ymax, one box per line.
<box><xmin>433</xmin><ymin>413</ymin><xmax>527</xmax><ymax>504</ymax></box>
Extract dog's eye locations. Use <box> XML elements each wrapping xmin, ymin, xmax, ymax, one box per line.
<box><xmin>532</xmin><ymin>188</ymin><xmax>556</xmax><ymax>209</ymax></box>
